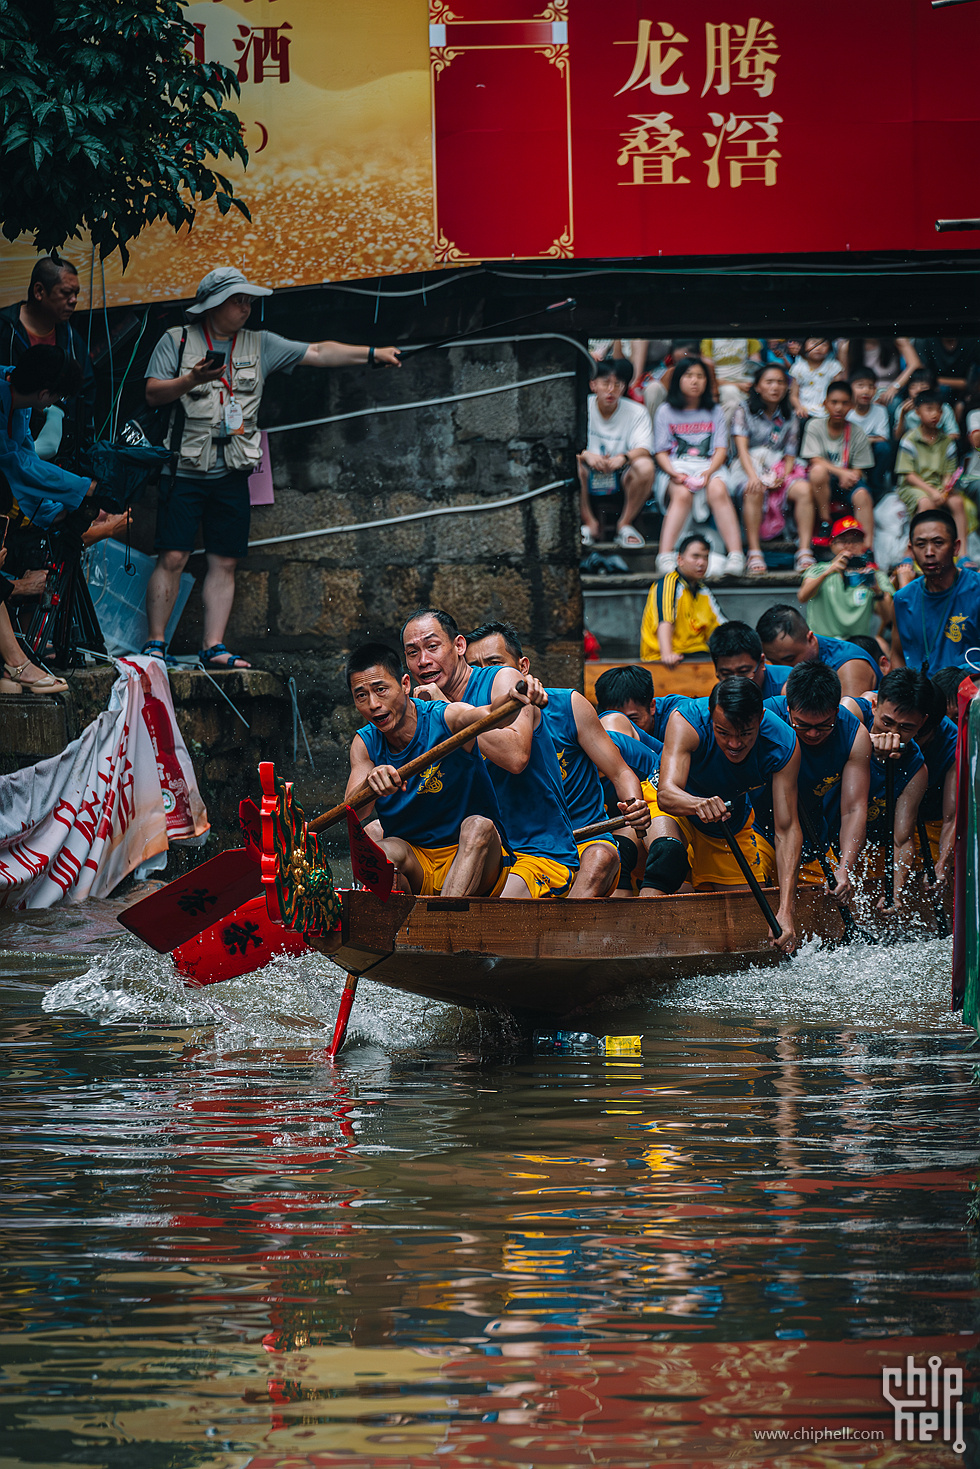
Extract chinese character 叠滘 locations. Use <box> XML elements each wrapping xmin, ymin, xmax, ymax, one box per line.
<box><xmin>235</xmin><ymin>23</ymin><xmax>292</xmax><ymax>84</ymax></box>
<box><xmin>702</xmin><ymin>19</ymin><xmax>779</xmax><ymax>98</ymax></box>
<box><xmin>703</xmin><ymin>111</ymin><xmax>781</xmax><ymax>189</ymax></box>
<box><xmin>615</xmin><ymin>20</ymin><xmax>690</xmax><ymax>97</ymax></box>
<box><xmin>617</xmin><ymin>113</ymin><xmax>691</xmax><ymax>186</ymax></box>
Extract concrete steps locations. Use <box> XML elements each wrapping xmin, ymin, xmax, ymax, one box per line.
<box><xmin>582</xmin><ymin>541</ymin><xmax>806</xmax><ymax>659</ymax></box>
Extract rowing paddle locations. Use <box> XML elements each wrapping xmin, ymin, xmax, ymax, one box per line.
<box><xmin>916</xmin><ymin>814</ymin><xmax>951</xmax><ymax>939</ymax></box>
<box><xmin>118</xmin><ymin>847</ymin><xmax>262</xmax><ymax>952</ymax></box>
<box><xmin>796</xmin><ymin>801</ymin><xmax>872</xmax><ymax>945</ymax></box>
<box><xmin>717</xmin><ymin>808</ymin><xmax>783</xmax><ymax>942</ymax></box>
<box><xmin>882</xmin><ymin>758</ymin><xmax>897</xmax><ymax>911</ymax></box>
<box><xmin>310</xmin><ymin>681</ymin><xmax>530</xmax><ymax>833</ymax></box>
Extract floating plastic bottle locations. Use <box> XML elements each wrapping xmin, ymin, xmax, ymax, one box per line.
<box><xmin>533</xmin><ymin>1030</ymin><xmax>642</xmax><ymax>1056</ymax></box>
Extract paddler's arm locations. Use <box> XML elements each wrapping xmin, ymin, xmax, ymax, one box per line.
<box><xmin>770</xmin><ymin>751</ymin><xmax>802</xmax><ymax>955</ymax></box>
<box><xmin>571</xmin><ymin>691</ymin><xmax>649</xmax><ymax>832</ymax></box>
<box><xmin>934</xmin><ymin>763</ymin><xmax>957</xmax><ymax>889</ymax></box>
<box><xmin>887</xmin><ymin>765</ymin><xmax>928</xmax><ymax>908</ymax></box>
<box><xmin>888</xmin><ymin>617</ymin><xmax>907</xmax><ymax>669</ymax></box>
<box><xmin>475</xmin><ymin>666</ymin><xmax>542</xmax><ymax>774</ymax></box>
<box><xmin>833</xmin><ymin>724</ymin><xmax>872</xmax><ymax>901</ymax></box>
<box><xmin>344</xmin><ymin>733</ymin><xmax>389</xmax><ymax>815</ymax></box>
<box><xmin>442</xmin><ymin>676</ymin><xmax>548</xmax><ymax>743</ymax></box>
<box><xmin>600</xmin><ymin>710</ymin><xmax>643</xmax><ymax>741</ymax></box>
<box><xmin>656</xmin><ymin>711</ymin><xmax>725</xmax><ymax>822</ymax></box>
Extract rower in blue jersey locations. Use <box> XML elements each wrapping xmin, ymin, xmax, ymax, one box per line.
<box><xmin>345</xmin><ymin>641</ymin><xmax>542</xmax><ymax>897</ymax></box>
<box><xmin>400</xmin><ymin>608</ymin><xmax>579</xmax><ymax>899</ymax></box>
<box><xmin>464</xmin><ymin>621</ymin><xmax>651</xmax><ymax>897</ymax></box>
<box><xmin>757</xmin><ymin>604</ymin><xmax>880</xmax><ymax>697</ymax></box>
<box><xmin>913</xmin><ymin>685</ymin><xmax>958</xmax><ymax>887</ymax></box>
<box><xmin>598</xmin><ymin>727</ymin><xmax>665</xmax><ymax>895</ymax></box>
<box><xmin>756</xmin><ymin>661</ymin><xmax>871</xmax><ymax>903</ymax></box>
<box><xmin>655</xmin><ymin>677</ymin><xmax>802</xmax><ymax>954</ymax></box>
<box><xmin>842</xmin><ymin>668</ymin><xmax>932</xmax><ymax>909</ymax></box>
<box><xmin>892</xmin><ymin>507</ymin><xmax>980</xmax><ymax>674</ymax></box>
<box><xmin>709</xmin><ymin>621</ymin><xmax>793</xmax><ymax>698</ymax></box>
<box><xmin>593</xmin><ymin>664</ymin><xmax>686</xmax><ymax>749</ymax></box>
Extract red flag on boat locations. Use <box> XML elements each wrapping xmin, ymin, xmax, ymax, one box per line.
<box><xmin>346</xmin><ymin>806</ymin><xmax>395</xmax><ymax>900</ymax></box>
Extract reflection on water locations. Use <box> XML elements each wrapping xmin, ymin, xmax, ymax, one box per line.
<box><xmin>0</xmin><ymin>912</ymin><xmax>976</xmax><ymax>1466</ymax></box>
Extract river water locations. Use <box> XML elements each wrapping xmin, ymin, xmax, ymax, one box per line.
<box><xmin>0</xmin><ymin>902</ymin><xmax>976</xmax><ymax>1468</ymax></box>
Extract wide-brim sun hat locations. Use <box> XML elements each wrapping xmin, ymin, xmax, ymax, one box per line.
<box><xmin>187</xmin><ymin>266</ymin><xmax>273</xmax><ymax>315</ymax></box>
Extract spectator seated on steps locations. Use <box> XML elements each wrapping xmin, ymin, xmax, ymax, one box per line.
<box><xmin>578</xmin><ymin>357</ymin><xmax>654</xmax><ymax>551</ymax></box>
<box><xmin>800</xmin><ymin>380</ymin><xmax>876</xmax><ymax>554</ymax></box>
<box><xmin>729</xmin><ymin>362</ymin><xmax>816</xmax><ymax>577</ymax></box>
<box><xmin>848</xmin><ymin>367</ymin><xmax>892</xmax><ymax>500</ymax></box>
<box><xmin>652</xmin><ymin>356</ymin><xmax>744</xmax><ymax>579</ymax></box>
<box><xmin>639</xmin><ymin>533</ymin><xmax>726</xmax><ymax>665</ymax></box>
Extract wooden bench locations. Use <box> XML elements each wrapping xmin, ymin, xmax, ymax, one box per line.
<box><xmin>584</xmin><ymin>658</ymin><xmax>716</xmax><ymax>704</ymax></box>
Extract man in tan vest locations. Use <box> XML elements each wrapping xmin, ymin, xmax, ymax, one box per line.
<box><xmin>143</xmin><ymin>266</ymin><xmax>400</xmax><ymax>669</ymax></box>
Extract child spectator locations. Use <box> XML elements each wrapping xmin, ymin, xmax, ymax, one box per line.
<box><xmin>761</xmin><ymin>339</ymin><xmax>802</xmax><ymax>371</ymax></box>
<box><xmin>639</xmin><ymin>532</ymin><xmax>725</xmax><ymax>664</ymax></box>
<box><xmin>578</xmin><ymin>357</ymin><xmax>654</xmax><ymax>549</ymax></box>
<box><xmin>652</xmin><ymin>356</ymin><xmax>744</xmax><ymax>577</ymax></box>
<box><xmin>960</xmin><ymin>404</ymin><xmax>980</xmax><ymax>505</ymax></box>
<box><xmin>698</xmin><ymin>337</ymin><xmax>762</xmax><ymax>423</ymax></box>
<box><xmin>894</xmin><ymin>368</ymin><xmax>958</xmax><ymax>440</ymax></box>
<box><xmin>913</xmin><ymin>336</ymin><xmax>980</xmax><ymax>422</ymax></box>
<box><xmin>729</xmin><ymin>363</ymin><xmax>816</xmax><ymax>575</ymax></box>
<box><xmin>801</xmin><ymin>380</ymin><xmax>876</xmax><ymax>550</ymax></box>
<box><xmin>789</xmin><ymin>338</ymin><xmax>844</xmax><ymax>420</ymax></box>
<box><xmin>842</xmin><ymin>337</ymin><xmax>921</xmax><ymax>408</ymax></box>
<box><xmin>848</xmin><ymin>367</ymin><xmax>892</xmax><ymax>498</ymax></box>
<box><xmin>797</xmin><ymin>515</ymin><xmax>893</xmax><ymax>641</ymax></box>
<box><xmin>894</xmin><ymin>390</ymin><xmax>967</xmax><ymax>549</ymax></box>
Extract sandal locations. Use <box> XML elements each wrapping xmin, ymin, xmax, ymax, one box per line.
<box><xmin>581</xmin><ymin>525</ymin><xmax>596</xmax><ymax>547</ymax></box>
<box><xmin>746</xmin><ymin>551</ymin><xmax>767</xmax><ymax>576</ymax></box>
<box><xmin>0</xmin><ymin>676</ymin><xmax>22</xmax><ymax>695</ymax></box>
<box><xmin>614</xmin><ymin>525</ymin><xmax>646</xmax><ymax>549</ymax></box>
<box><xmin>794</xmin><ymin>548</ymin><xmax>817</xmax><ymax>571</ymax></box>
<box><xmin>199</xmin><ymin>643</ymin><xmax>251</xmax><ymax>671</ymax></box>
<box><xmin>141</xmin><ymin>640</ymin><xmax>179</xmax><ymax>667</ymax></box>
<box><xmin>3</xmin><ymin>661</ymin><xmax>68</xmax><ymax>695</ymax></box>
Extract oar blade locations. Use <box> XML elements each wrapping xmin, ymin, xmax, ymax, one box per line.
<box><xmin>118</xmin><ymin>848</ymin><xmax>262</xmax><ymax>952</ymax></box>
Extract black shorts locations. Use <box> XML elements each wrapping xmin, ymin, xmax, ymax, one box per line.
<box><xmin>155</xmin><ymin>470</ymin><xmax>251</xmax><ymax>559</ymax></box>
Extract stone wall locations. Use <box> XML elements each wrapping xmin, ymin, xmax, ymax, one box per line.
<box><xmin>131</xmin><ymin>335</ymin><xmax>583</xmax><ymax>813</ymax></box>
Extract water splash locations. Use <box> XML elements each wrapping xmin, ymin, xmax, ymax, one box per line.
<box><xmin>40</xmin><ymin>936</ymin><xmax>518</xmax><ymax>1053</ymax></box>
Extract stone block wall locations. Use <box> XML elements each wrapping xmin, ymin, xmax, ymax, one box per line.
<box><xmin>132</xmin><ymin>335</ymin><xmax>583</xmax><ymax>811</ymax></box>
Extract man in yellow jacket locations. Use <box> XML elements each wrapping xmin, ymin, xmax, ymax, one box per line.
<box><xmin>640</xmin><ymin>533</ymin><xmax>726</xmax><ymax>665</ymax></box>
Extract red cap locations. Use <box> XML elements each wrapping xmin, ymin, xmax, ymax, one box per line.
<box><xmin>831</xmin><ymin>516</ymin><xmax>863</xmax><ymax>539</ymax></box>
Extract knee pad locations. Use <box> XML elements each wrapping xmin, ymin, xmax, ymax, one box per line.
<box><xmin>613</xmin><ymin>834</ymin><xmax>638</xmax><ymax>890</ymax></box>
<box><xmin>642</xmin><ymin>836</ymin><xmax>690</xmax><ymax>894</ymax></box>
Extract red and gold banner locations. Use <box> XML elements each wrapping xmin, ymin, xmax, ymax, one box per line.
<box><xmin>0</xmin><ymin>1</ymin><xmax>977</xmax><ymax>310</ymax></box>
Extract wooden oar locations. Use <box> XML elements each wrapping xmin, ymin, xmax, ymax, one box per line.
<box><xmin>916</xmin><ymin>813</ymin><xmax>951</xmax><ymax>939</ymax></box>
<box><xmin>327</xmin><ymin>974</ymin><xmax>359</xmax><ymax>1061</ymax></box>
<box><xmin>882</xmin><ymin>759</ymin><xmax>896</xmax><ymax>911</ymax></box>
<box><xmin>796</xmin><ymin>801</ymin><xmax>873</xmax><ymax>945</ymax></box>
<box><xmin>310</xmin><ymin>681</ymin><xmax>528</xmax><ymax>833</ymax></box>
<box><xmin>718</xmin><ymin>814</ymin><xmax>783</xmax><ymax>941</ymax></box>
<box><xmin>572</xmin><ymin>814</ymin><xmax>629</xmax><ymax>841</ymax></box>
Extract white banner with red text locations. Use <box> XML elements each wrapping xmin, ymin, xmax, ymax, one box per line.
<box><xmin>0</xmin><ymin>657</ymin><xmax>208</xmax><ymax>909</ymax></box>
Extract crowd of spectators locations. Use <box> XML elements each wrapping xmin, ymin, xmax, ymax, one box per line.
<box><xmin>581</xmin><ymin>334</ymin><xmax>980</xmax><ymax>668</ymax></box>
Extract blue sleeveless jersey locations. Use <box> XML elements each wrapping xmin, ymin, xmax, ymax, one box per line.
<box><xmin>893</xmin><ymin>566</ymin><xmax>980</xmax><ymax>674</ymax></box>
<box><xmin>463</xmin><ymin>665</ymin><xmax>578</xmax><ymax>866</ymax></box>
<box><xmin>920</xmin><ymin>715</ymin><xmax>958</xmax><ymax>821</ymax></box>
<box><xmin>760</xmin><ymin>663</ymin><xmax>793</xmax><ymax>697</ymax></box>
<box><xmin>815</xmin><ymin>634</ymin><xmax>879</xmax><ymax>687</ymax></box>
<box><xmin>852</xmin><ymin>697</ymin><xmax>925</xmax><ymax>841</ymax></box>
<box><xmin>652</xmin><ymin>694</ymin><xmax>690</xmax><ymax>743</ymax></box>
<box><xmin>600</xmin><ymin>729</ymin><xmax>661</xmax><ymax>815</ymax></box>
<box><xmin>678</xmin><ymin>698</ymin><xmax>797</xmax><ymax>835</ymax></box>
<box><xmin>757</xmin><ymin>695</ymin><xmax>862</xmax><ymax>852</ymax></box>
<box><xmin>543</xmin><ymin>688</ymin><xmax>606</xmax><ymax>829</ymax></box>
<box><xmin>598</xmin><ymin>706</ymin><xmax>663</xmax><ymax>753</ymax></box>
<box><xmin>357</xmin><ymin>698</ymin><xmax>508</xmax><ymax>848</ymax></box>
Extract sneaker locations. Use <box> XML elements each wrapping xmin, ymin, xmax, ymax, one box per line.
<box><xmin>656</xmin><ymin>551</ymin><xmax>677</xmax><ymax>575</ymax></box>
<box><xmin>723</xmin><ymin>551</ymin><xmax>746</xmax><ymax>576</ymax></box>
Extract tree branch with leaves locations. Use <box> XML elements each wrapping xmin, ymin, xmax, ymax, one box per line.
<box><xmin>0</xmin><ymin>0</ymin><xmax>250</xmax><ymax>267</ymax></box>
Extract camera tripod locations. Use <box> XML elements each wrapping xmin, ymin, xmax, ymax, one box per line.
<box><xmin>18</xmin><ymin>527</ymin><xmax>106</xmax><ymax>669</ymax></box>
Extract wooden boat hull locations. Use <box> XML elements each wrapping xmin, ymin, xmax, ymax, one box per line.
<box><xmin>316</xmin><ymin>885</ymin><xmax>892</xmax><ymax>1018</ymax></box>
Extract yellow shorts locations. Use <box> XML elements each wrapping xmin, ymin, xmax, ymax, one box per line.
<box><xmin>675</xmin><ymin>812</ymin><xmax>774</xmax><ymax>890</ymax></box>
<box><xmin>915</xmin><ymin>818</ymin><xmax>941</xmax><ymax>863</ymax></box>
<box><xmin>498</xmin><ymin>851</ymin><xmax>575</xmax><ymax>899</ymax></box>
<box><xmin>640</xmin><ymin>778</ymin><xmax>662</xmax><ymax>821</ymax></box>
<box><xmin>756</xmin><ymin>834</ymin><xmax>828</xmax><ymax>888</ymax></box>
<box><xmin>408</xmin><ymin>842</ymin><xmax>460</xmax><ymax>896</ymax></box>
